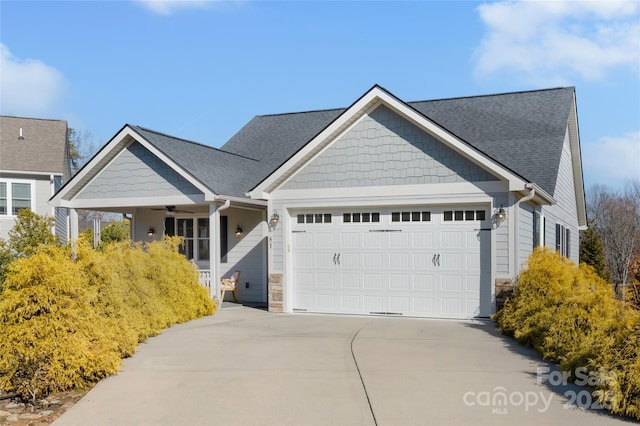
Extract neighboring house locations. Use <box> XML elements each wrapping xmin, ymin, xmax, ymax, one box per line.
<box><xmin>50</xmin><ymin>85</ymin><xmax>586</xmax><ymax>319</ymax></box>
<box><xmin>0</xmin><ymin>116</ymin><xmax>71</xmax><ymax>242</ymax></box>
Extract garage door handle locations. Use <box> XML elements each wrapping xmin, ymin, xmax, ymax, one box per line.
<box><xmin>337</xmin><ymin>253</ymin><xmax>340</xmax><ymax>265</ymax></box>
<box><xmin>432</xmin><ymin>254</ymin><xmax>437</xmax><ymax>266</ymax></box>
<box><xmin>436</xmin><ymin>254</ymin><xmax>440</xmax><ymax>267</ymax></box>
<box><xmin>333</xmin><ymin>253</ymin><xmax>337</xmax><ymax>265</ymax></box>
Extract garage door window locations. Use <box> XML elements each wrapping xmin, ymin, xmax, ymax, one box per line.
<box><xmin>391</xmin><ymin>211</ymin><xmax>431</xmax><ymax>222</ymax></box>
<box><xmin>443</xmin><ymin>210</ymin><xmax>486</xmax><ymax>222</ymax></box>
<box><xmin>297</xmin><ymin>213</ymin><xmax>332</xmax><ymax>224</ymax></box>
<box><xmin>343</xmin><ymin>212</ymin><xmax>380</xmax><ymax>223</ymax></box>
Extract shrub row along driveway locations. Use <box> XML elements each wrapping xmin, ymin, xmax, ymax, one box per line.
<box><xmin>54</xmin><ymin>306</ymin><xmax>630</xmax><ymax>426</ymax></box>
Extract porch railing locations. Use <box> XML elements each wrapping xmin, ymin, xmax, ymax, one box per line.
<box><xmin>197</xmin><ymin>269</ymin><xmax>212</xmax><ymax>289</ymax></box>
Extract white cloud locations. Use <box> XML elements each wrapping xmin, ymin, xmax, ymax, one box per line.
<box><xmin>582</xmin><ymin>131</ymin><xmax>640</xmax><ymax>188</ymax></box>
<box><xmin>473</xmin><ymin>1</ymin><xmax>640</xmax><ymax>84</ymax></box>
<box><xmin>0</xmin><ymin>44</ymin><xmax>67</xmax><ymax>117</ymax></box>
<box><xmin>135</xmin><ymin>0</ymin><xmax>214</xmax><ymax>15</ymax></box>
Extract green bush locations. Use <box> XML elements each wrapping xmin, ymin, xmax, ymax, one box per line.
<box><xmin>495</xmin><ymin>247</ymin><xmax>640</xmax><ymax>419</ymax></box>
<box><xmin>0</xmin><ymin>237</ymin><xmax>215</xmax><ymax>401</ymax></box>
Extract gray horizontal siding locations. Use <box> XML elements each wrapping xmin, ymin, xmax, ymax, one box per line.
<box><xmin>283</xmin><ymin>105</ymin><xmax>497</xmax><ymax>190</ymax></box>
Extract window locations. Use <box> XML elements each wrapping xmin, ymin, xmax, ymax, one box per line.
<box><xmin>343</xmin><ymin>212</ymin><xmax>379</xmax><ymax>223</ymax></box>
<box><xmin>197</xmin><ymin>218</ymin><xmax>210</xmax><ymax>260</ymax></box>
<box><xmin>555</xmin><ymin>223</ymin><xmax>570</xmax><ymax>256</ymax></box>
<box><xmin>533</xmin><ymin>211</ymin><xmax>544</xmax><ymax>248</ymax></box>
<box><xmin>391</xmin><ymin>211</ymin><xmax>431</xmax><ymax>222</ymax></box>
<box><xmin>443</xmin><ymin>210</ymin><xmax>486</xmax><ymax>222</ymax></box>
<box><xmin>0</xmin><ymin>183</ymin><xmax>6</xmax><ymax>215</ymax></box>
<box><xmin>298</xmin><ymin>213</ymin><xmax>332</xmax><ymax>224</ymax></box>
<box><xmin>177</xmin><ymin>218</ymin><xmax>194</xmax><ymax>259</ymax></box>
<box><xmin>0</xmin><ymin>181</ymin><xmax>32</xmax><ymax>216</ymax></box>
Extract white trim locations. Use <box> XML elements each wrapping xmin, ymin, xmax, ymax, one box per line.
<box><xmin>58</xmin><ymin>194</ymin><xmax>208</xmax><ymax>209</ymax></box>
<box><xmin>567</xmin><ymin>95</ymin><xmax>587</xmax><ymax>228</ymax></box>
<box><xmin>0</xmin><ymin>170</ymin><xmax>63</xmax><ymax>177</ymax></box>
<box><xmin>250</xmin><ymin>86</ymin><xmax>528</xmax><ymax>198</ymax></box>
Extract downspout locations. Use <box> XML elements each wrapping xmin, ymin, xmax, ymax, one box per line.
<box><xmin>513</xmin><ymin>184</ymin><xmax>535</xmax><ymax>277</ymax></box>
<box><xmin>213</xmin><ymin>200</ymin><xmax>231</xmax><ymax>302</ymax></box>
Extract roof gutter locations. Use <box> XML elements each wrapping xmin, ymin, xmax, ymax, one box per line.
<box><xmin>513</xmin><ymin>184</ymin><xmax>536</xmax><ymax>277</ymax></box>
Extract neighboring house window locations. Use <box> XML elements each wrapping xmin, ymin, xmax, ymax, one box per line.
<box><xmin>0</xmin><ymin>182</ymin><xmax>6</xmax><ymax>215</ymax></box>
<box><xmin>0</xmin><ymin>180</ymin><xmax>32</xmax><ymax>216</ymax></box>
<box><xmin>533</xmin><ymin>211</ymin><xmax>544</xmax><ymax>248</ymax></box>
<box><xmin>12</xmin><ymin>183</ymin><xmax>31</xmax><ymax>215</ymax></box>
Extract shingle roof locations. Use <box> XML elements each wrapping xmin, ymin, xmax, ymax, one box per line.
<box><xmin>130</xmin><ymin>87</ymin><xmax>574</xmax><ymax>199</ymax></box>
<box><xmin>0</xmin><ymin>116</ymin><xmax>69</xmax><ymax>178</ymax></box>
<box><xmin>220</xmin><ymin>87</ymin><xmax>574</xmax><ymax>196</ymax></box>
<box><xmin>131</xmin><ymin>126</ymin><xmax>273</xmax><ymax>198</ymax></box>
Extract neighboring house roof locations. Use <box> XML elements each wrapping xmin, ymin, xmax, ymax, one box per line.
<box><xmin>0</xmin><ymin>116</ymin><xmax>69</xmax><ymax>178</ymax></box>
<box><xmin>131</xmin><ymin>126</ymin><xmax>273</xmax><ymax>198</ymax></box>
<box><xmin>221</xmin><ymin>87</ymin><xmax>575</xmax><ymax>197</ymax></box>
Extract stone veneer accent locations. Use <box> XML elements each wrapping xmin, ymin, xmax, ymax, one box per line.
<box><xmin>268</xmin><ymin>274</ymin><xmax>283</xmax><ymax>313</ymax></box>
<box><xmin>495</xmin><ymin>278</ymin><xmax>514</xmax><ymax>312</ymax></box>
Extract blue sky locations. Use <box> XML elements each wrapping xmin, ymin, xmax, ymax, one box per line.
<box><xmin>1</xmin><ymin>0</ymin><xmax>638</xmax><ymax>191</ymax></box>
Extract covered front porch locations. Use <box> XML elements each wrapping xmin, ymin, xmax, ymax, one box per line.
<box><xmin>67</xmin><ymin>200</ymin><xmax>269</xmax><ymax>304</ymax></box>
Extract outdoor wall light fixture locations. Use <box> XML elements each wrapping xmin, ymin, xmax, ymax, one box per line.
<box><xmin>235</xmin><ymin>226</ymin><xmax>244</xmax><ymax>238</ymax></box>
<box><xmin>270</xmin><ymin>211</ymin><xmax>280</xmax><ymax>227</ymax></box>
<box><xmin>147</xmin><ymin>227</ymin><xmax>155</xmax><ymax>238</ymax></box>
<box><xmin>495</xmin><ymin>206</ymin><xmax>507</xmax><ymax>222</ymax></box>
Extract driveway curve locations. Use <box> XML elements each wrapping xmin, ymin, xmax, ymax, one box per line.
<box><xmin>54</xmin><ymin>305</ymin><xmax>631</xmax><ymax>426</ymax></box>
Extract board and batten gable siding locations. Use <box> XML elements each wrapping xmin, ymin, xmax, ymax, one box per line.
<box><xmin>282</xmin><ymin>105</ymin><xmax>498</xmax><ymax>190</ymax></box>
<box><xmin>75</xmin><ymin>142</ymin><xmax>202</xmax><ymax>200</ymax></box>
<box><xmin>220</xmin><ymin>207</ymin><xmax>267</xmax><ymax>303</ymax></box>
<box><xmin>53</xmin><ymin>176</ymin><xmax>68</xmax><ymax>243</ymax></box>
<box><xmin>541</xmin><ymin>128</ymin><xmax>580</xmax><ymax>262</ymax></box>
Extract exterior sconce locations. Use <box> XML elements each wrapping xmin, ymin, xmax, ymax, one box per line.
<box><xmin>147</xmin><ymin>227</ymin><xmax>155</xmax><ymax>238</ymax></box>
<box><xmin>269</xmin><ymin>211</ymin><xmax>280</xmax><ymax>227</ymax></box>
<box><xmin>495</xmin><ymin>206</ymin><xmax>507</xmax><ymax>222</ymax></box>
<box><xmin>235</xmin><ymin>226</ymin><xmax>244</xmax><ymax>238</ymax></box>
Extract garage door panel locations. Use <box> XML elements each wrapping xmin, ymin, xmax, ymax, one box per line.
<box><xmin>466</xmin><ymin>231</ymin><xmax>481</xmax><ymax>248</ymax></box>
<box><xmin>341</xmin><ymin>273</ymin><xmax>360</xmax><ymax>289</ymax></box>
<box><xmin>296</xmin><ymin>293</ymin><xmax>315</xmax><ymax>309</ymax></box>
<box><xmin>466</xmin><ymin>275</ymin><xmax>481</xmax><ymax>291</ymax></box>
<box><xmin>412</xmin><ymin>232</ymin><xmax>434</xmax><ymax>248</ymax></box>
<box><xmin>363</xmin><ymin>233</ymin><xmax>382</xmax><ymax>248</ymax></box>
<box><xmin>441</xmin><ymin>298</ymin><xmax>463</xmax><ymax>315</ymax></box>
<box><xmin>441</xmin><ymin>275</ymin><xmax>463</xmax><ymax>291</ymax></box>
<box><xmin>295</xmin><ymin>272</ymin><xmax>315</xmax><ymax>288</ymax></box>
<box><xmin>413</xmin><ymin>274</ymin><xmax>434</xmax><ymax>290</ymax></box>
<box><xmin>389</xmin><ymin>252</ymin><xmax>410</xmax><ymax>269</ymax></box>
<box><xmin>363</xmin><ymin>253</ymin><xmax>383</xmax><ymax>268</ymax></box>
<box><xmin>364</xmin><ymin>295</ymin><xmax>384</xmax><ymax>312</ymax></box>
<box><xmin>317</xmin><ymin>272</ymin><xmax>335</xmax><ymax>288</ymax></box>
<box><xmin>440</xmin><ymin>231</ymin><xmax>463</xmax><ymax>249</ymax></box>
<box><xmin>317</xmin><ymin>294</ymin><xmax>336</xmax><ymax>310</ymax></box>
<box><xmin>340</xmin><ymin>232</ymin><xmax>361</xmax><ymax>249</ymax></box>
<box><xmin>316</xmin><ymin>232</ymin><xmax>335</xmax><ymax>249</ymax></box>
<box><xmin>363</xmin><ymin>273</ymin><xmax>384</xmax><ymax>289</ymax></box>
<box><xmin>389</xmin><ymin>274</ymin><xmax>410</xmax><ymax>290</ymax></box>
<box><xmin>341</xmin><ymin>252</ymin><xmax>361</xmax><ymax>268</ymax></box>
<box><xmin>413</xmin><ymin>297</ymin><xmax>435</xmax><ymax>314</ymax></box>
<box><xmin>294</xmin><ymin>233</ymin><xmax>313</xmax><ymax>248</ymax></box>
<box><xmin>316</xmin><ymin>252</ymin><xmax>336</xmax><ymax>268</ymax></box>
<box><xmin>413</xmin><ymin>253</ymin><xmax>433</xmax><ymax>269</ymax></box>
<box><xmin>389</xmin><ymin>296</ymin><xmax>410</xmax><ymax>313</ymax></box>
<box><xmin>341</xmin><ymin>295</ymin><xmax>361</xmax><ymax>312</ymax></box>
<box><xmin>440</xmin><ymin>253</ymin><xmax>462</xmax><ymax>269</ymax></box>
<box><xmin>389</xmin><ymin>232</ymin><xmax>409</xmax><ymax>248</ymax></box>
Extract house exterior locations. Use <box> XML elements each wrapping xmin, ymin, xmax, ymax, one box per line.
<box><xmin>50</xmin><ymin>85</ymin><xmax>586</xmax><ymax>319</ymax></box>
<box><xmin>0</xmin><ymin>116</ymin><xmax>71</xmax><ymax>242</ymax></box>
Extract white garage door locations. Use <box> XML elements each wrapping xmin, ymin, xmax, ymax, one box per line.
<box><xmin>291</xmin><ymin>207</ymin><xmax>491</xmax><ymax>319</ymax></box>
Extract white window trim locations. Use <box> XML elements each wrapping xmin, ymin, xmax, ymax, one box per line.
<box><xmin>173</xmin><ymin>215</ymin><xmax>211</xmax><ymax>262</ymax></box>
<box><xmin>0</xmin><ymin>178</ymin><xmax>36</xmax><ymax>217</ymax></box>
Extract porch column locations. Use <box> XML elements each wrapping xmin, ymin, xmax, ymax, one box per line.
<box><xmin>69</xmin><ymin>208</ymin><xmax>79</xmax><ymax>242</ymax></box>
<box><xmin>209</xmin><ymin>202</ymin><xmax>221</xmax><ymax>302</ymax></box>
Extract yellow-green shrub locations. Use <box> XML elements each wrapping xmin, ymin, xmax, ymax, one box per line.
<box><xmin>0</xmin><ymin>237</ymin><xmax>214</xmax><ymax>400</ymax></box>
<box><xmin>495</xmin><ymin>247</ymin><xmax>640</xmax><ymax>419</ymax></box>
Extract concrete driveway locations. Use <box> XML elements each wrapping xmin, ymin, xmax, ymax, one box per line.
<box><xmin>54</xmin><ymin>305</ymin><xmax>631</xmax><ymax>426</ymax></box>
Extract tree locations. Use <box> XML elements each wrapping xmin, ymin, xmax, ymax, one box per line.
<box><xmin>587</xmin><ymin>180</ymin><xmax>640</xmax><ymax>299</ymax></box>
<box><xmin>579</xmin><ymin>221</ymin><xmax>607</xmax><ymax>279</ymax></box>
<box><xmin>67</xmin><ymin>128</ymin><xmax>98</xmax><ymax>174</ymax></box>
